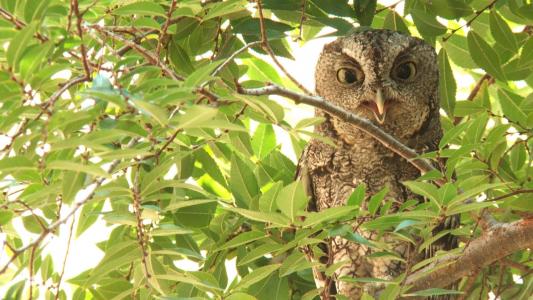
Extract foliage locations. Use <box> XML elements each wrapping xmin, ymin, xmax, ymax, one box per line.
<box><xmin>0</xmin><ymin>0</ymin><xmax>532</xmax><ymax>299</ymax></box>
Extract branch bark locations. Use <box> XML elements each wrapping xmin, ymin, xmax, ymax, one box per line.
<box><xmin>405</xmin><ymin>219</ymin><xmax>533</xmax><ymax>292</ymax></box>
<box><xmin>238</xmin><ymin>85</ymin><xmax>439</xmax><ymax>180</ymax></box>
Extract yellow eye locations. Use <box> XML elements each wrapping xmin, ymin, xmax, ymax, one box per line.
<box><xmin>336</xmin><ymin>67</ymin><xmax>364</xmax><ymax>84</ymax></box>
<box><xmin>393</xmin><ymin>62</ymin><xmax>416</xmax><ymax>80</ymax></box>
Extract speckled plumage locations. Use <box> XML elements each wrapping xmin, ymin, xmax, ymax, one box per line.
<box><xmin>298</xmin><ymin>29</ymin><xmax>455</xmax><ymax>298</ymax></box>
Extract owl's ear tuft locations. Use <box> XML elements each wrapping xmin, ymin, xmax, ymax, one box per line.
<box><xmin>323</xmin><ymin>40</ymin><xmax>342</xmax><ymax>53</ymax></box>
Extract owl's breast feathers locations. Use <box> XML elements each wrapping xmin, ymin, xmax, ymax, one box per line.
<box><xmin>297</xmin><ymin>114</ymin><xmax>457</xmax><ymax>299</ymax></box>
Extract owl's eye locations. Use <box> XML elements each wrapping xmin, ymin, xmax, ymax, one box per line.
<box><xmin>336</xmin><ymin>68</ymin><xmax>364</xmax><ymax>84</ymax></box>
<box><xmin>393</xmin><ymin>62</ymin><xmax>416</xmax><ymax>80</ymax></box>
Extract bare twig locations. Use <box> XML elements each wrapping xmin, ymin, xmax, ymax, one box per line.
<box><xmin>297</xmin><ymin>0</ymin><xmax>307</xmax><ymax>41</ymax></box>
<box><xmin>486</xmin><ymin>189</ymin><xmax>533</xmax><ymax>202</ymax></box>
<box><xmin>0</xmin><ymin>76</ymin><xmax>87</xmax><ymax>154</ymax></box>
<box><xmin>0</xmin><ymin>139</ymin><xmax>136</xmax><ymax>275</ymax></box>
<box><xmin>71</xmin><ymin>0</ymin><xmax>92</xmax><ymax>79</ymax></box>
<box><xmin>453</xmin><ymin>74</ymin><xmax>493</xmax><ymax>124</ymax></box>
<box><xmin>210</xmin><ymin>41</ymin><xmax>262</xmax><ymax>79</ymax></box>
<box><xmin>91</xmin><ymin>25</ymin><xmax>183</xmax><ymax>81</ymax></box>
<box><xmin>375</xmin><ymin>0</ymin><xmax>404</xmax><ymax>14</ymax></box>
<box><xmin>256</xmin><ymin>0</ymin><xmax>312</xmax><ymax>95</ymax></box>
<box><xmin>132</xmin><ymin>164</ymin><xmax>151</xmax><ymax>280</ymax></box>
<box><xmin>239</xmin><ymin>85</ymin><xmax>439</xmax><ymax>179</ymax></box>
<box><xmin>155</xmin><ymin>0</ymin><xmax>178</xmax><ymax>56</ymax></box>
<box><xmin>442</xmin><ymin>0</ymin><xmax>499</xmax><ymax>42</ymax></box>
<box><xmin>54</xmin><ymin>217</ymin><xmax>76</xmax><ymax>300</ymax></box>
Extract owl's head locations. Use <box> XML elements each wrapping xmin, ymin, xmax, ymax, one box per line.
<box><xmin>315</xmin><ymin>29</ymin><xmax>439</xmax><ymax>142</ymax></box>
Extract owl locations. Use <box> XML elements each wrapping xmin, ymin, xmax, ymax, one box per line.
<box><xmin>297</xmin><ymin>29</ymin><xmax>457</xmax><ymax>298</ymax></box>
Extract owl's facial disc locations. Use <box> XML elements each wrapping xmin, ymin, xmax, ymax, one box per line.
<box><xmin>361</xmin><ymin>88</ymin><xmax>388</xmax><ymax>124</ymax></box>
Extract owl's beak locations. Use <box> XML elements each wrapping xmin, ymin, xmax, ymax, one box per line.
<box><xmin>373</xmin><ymin>89</ymin><xmax>387</xmax><ymax>124</ymax></box>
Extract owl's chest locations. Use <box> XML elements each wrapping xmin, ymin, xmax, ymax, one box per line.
<box><xmin>305</xmin><ymin>140</ymin><xmax>419</xmax><ymax>210</ymax></box>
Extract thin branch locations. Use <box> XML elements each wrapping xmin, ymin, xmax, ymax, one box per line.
<box><xmin>132</xmin><ymin>164</ymin><xmax>151</xmax><ymax>280</ymax></box>
<box><xmin>256</xmin><ymin>0</ymin><xmax>312</xmax><ymax>95</ymax></box>
<box><xmin>0</xmin><ymin>139</ymin><xmax>136</xmax><ymax>275</ymax></box>
<box><xmin>297</xmin><ymin>0</ymin><xmax>307</xmax><ymax>41</ymax></box>
<box><xmin>0</xmin><ymin>8</ymin><xmax>48</xmax><ymax>42</ymax></box>
<box><xmin>238</xmin><ymin>85</ymin><xmax>439</xmax><ymax>179</ymax></box>
<box><xmin>71</xmin><ymin>0</ymin><xmax>92</xmax><ymax>79</ymax></box>
<box><xmin>442</xmin><ymin>0</ymin><xmax>499</xmax><ymax>42</ymax></box>
<box><xmin>0</xmin><ymin>76</ymin><xmax>87</xmax><ymax>154</ymax></box>
<box><xmin>54</xmin><ymin>217</ymin><xmax>76</xmax><ymax>300</ymax></box>
<box><xmin>210</xmin><ymin>41</ymin><xmax>262</xmax><ymax>79</ymax></box>
<box><xmin>155</xmin><ymin>0</ymin><xmax>178</xmax><ymax>56</ymax></box>
<box><xmin>375</xmin><ymin>0</ymin><xmax>404</xmax><ymax>14</ymax></box>
<box><xmin>486</xmin><ymin>189</ymin><xmax>533</xmax><ymax>202</ymax></box>
<box><xmin>91</xmin><ymin>25</ymin><xmax>183</xmax><ymax>81</ymax></box>
<box><xmin>453</xmin><ymin>74</ymin><xmax>493</xmax><ymax>125</ymax></box>
<box><xmin>405</xmin><ymin>219</ymin><xmax>533</xmax><ymax>292</ymax></box>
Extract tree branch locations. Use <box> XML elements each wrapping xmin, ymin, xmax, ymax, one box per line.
<box><xmin>256</xmin><ymin>0</ymin><xmax>312</xmax><ymax>95</ymax></box>
<box><xmin>405</xmin><ymin>219</ymin><xmax>533</xmax><ymax>292</ymax></box>
<box><xmin>238</xmin><ymin>85</ymin><xmax>439</xmax><ymax>180</ymax></box>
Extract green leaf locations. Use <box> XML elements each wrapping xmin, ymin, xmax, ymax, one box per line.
<box><xmin>152</xmin><ymin>224</ymin><xmax>193</xmax><ymax>236</ymax></box>
<box><xmin>403</xmin><ymin>288</ymin><xmax>462</xmax><ymax>297</ymax></box>
<box><xmin>131</xmin><ymin>98</ymin><xmax>168</xmax><ymax>126</ymax></box>
<box><xmin>438</xmin><ymin>49</ymin><xmax>456</xmax><ymax>116</ymax></box>
<box><xmin>216</xmin><ymin>231</ymin><xmax>266</xmax><ymax>251</ymax></box>
<box><xmin>347</xmin><ymin>183</ymin><xmax>366</xmax><ymax>207</ymax></box>
<box><xmin>497</xmin><ymin>88</ymin><xmax>528</xmax><ymax>126</ymax></box>
<box><xmin>204</xmin><ymin>0</ymin><xmax>248</xmax><ymax>20</ymax></box>
<box><xmin>446</xmin><ymin>201</ymin><xmax>495</xmax><ymax>215</ymax></box>
<box><xmin>0</xmin><ymin>211</ymin><xmax>13</xmax><ymax>226</ymax></box>
<box><xmin>6</xmin><ymin>22</ymin><xmax>38</xmax><ymax>70</ymax></box>
<box><xmin>0</xmin><ymin>156</ymin><xmax>35</xmax><ymax>173</ymax></box>
<box><xmin>429</xmin><ymin>0</ymin><xmax>472</xmax><ymax>19</ymax></box>
<box><xmin>383</xmin><ymin>11</ymin><xmax>409</xmax><ymax>34</ymax></box>
<box><xmin>454</xmin><ymin>101</ymin><xmax>486</xmax><ymax>117</ymax></box>
<box><xmin>403</xmin><ymin>181</ymin><xmax>440</xmax><ymax>209</ymax></box>
<box><xmin>368</xmin><ymin>187</ymin><xmax>389</xmax><ymax>216</ymax></box>
<box><xmin>276</xmin><ymin>181</ymin><xmax>308</xmax><ymax>222</ymax></box>
<box><xmin>230</xmin><ymin>154</ymin><xmax>259</xmax><ymax>208</ymax></box>
<box><xmin>354</xmin><ymin>0</ymin><xmax>377</xmax><ymax>26</ymax></box>
<box><xmin>252</xmin><ymin>124</ymin><xmax>276</xmax><ymax>159</ymax></box>
<box><xmin>113</xmin><ymin>2</ymin><xmax>166</xmax><ymax>17</ymax></box>
<box><xmin>164</xmin><ymin>199</ymin><xmax>218</xmax><ymax>211</ymax></box>
<box><xmin>235</xmin><ymin>264</ymin><xmax>281</xmax><ymax>290</ymax></box>
<box><xmin>62</xmin><ymin>171</ymin><xmax>86</xmax><ymax>203</ymax></box>
<box><xmin>467</xmin><ymin>31</ymin><xmax>506</xmax><ymax>81</ymax></box>
<box><xmin>302</xmin><ymin>206</ymin><xmax>358</xmax><ymax>228</ymax></box>
<box><xmin>411</xmin><ymin>10</ymin><xmax>446</xmax><ymax>37</ymax></box>
<box><xmin>442</xmin><ymin>34</ymin><xmax>477</xmax><ymax>69</ymax></box>
<box><xmin>239</xmin><ymin>244</ymin><xmax>283</xmax><ymax>266</ymax></box>
<box><xmin>47</xmin><ymin>161</ymin><xmax>110</xmax><ymax>179</ymax></box>
<box><xmin>24</xmin><ymin>0</ymin><xmax>50</xmax><ymax>22</ymax></box>
<box><xmin>340</xmin><ymin>277</ymin><xmax>394</xmax><ymax>284</ymax></box>
<box><xmin>226</xmin><ymin>293</ymin><xmax>257</xmax><ymax>300</ymax></box>
<box><xmin>242</xmin><ymin>58</ymin><xmax>284</xmax><ymax>86</ymax></box>
<box><xmin>174</xmin><ymin>105</ymin><xmax>218</xmax><ymax>129</ymax></box>
<box><xmin>76</xmin><ymin>200</ymin><xmax>104</xmax><ymax>237</ymax></box>
<box><xmin>195</xmin><ymin>149</ymin><xmax>227</xmax><ymax>188</ymax></box>
<box><xmin>226</xmin><ymin>207</ymin><xmax>290</xmax><ymax>227</ymax></box>
<box><xmin>489</xmin><ymin>11</ymin><xmax>518</xmax><ymax>52</ymax></box>
<box><xmin>183</xmin><ymin>61</ymin><xmax>222</xmax><ymax>88</ymax></box>
<box><xmin>447</xmin><ymin>183</ymin><xmax>505</xmax><ymax>205</ymax></box>
<box><xmin>279</xmin><ymin>251</ymin><xmax>315</xmax><ymax>276</ymax></box>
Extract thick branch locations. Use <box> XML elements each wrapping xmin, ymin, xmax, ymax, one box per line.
<box><xmin>239</xmin><ymin>85</ymin><xmax>438</xmax><ymax>178</ymax></box>
<box><xmin>405</xmin><ymin>219</ymin><xmax>533</xmax><ymax>291</ymax></box>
